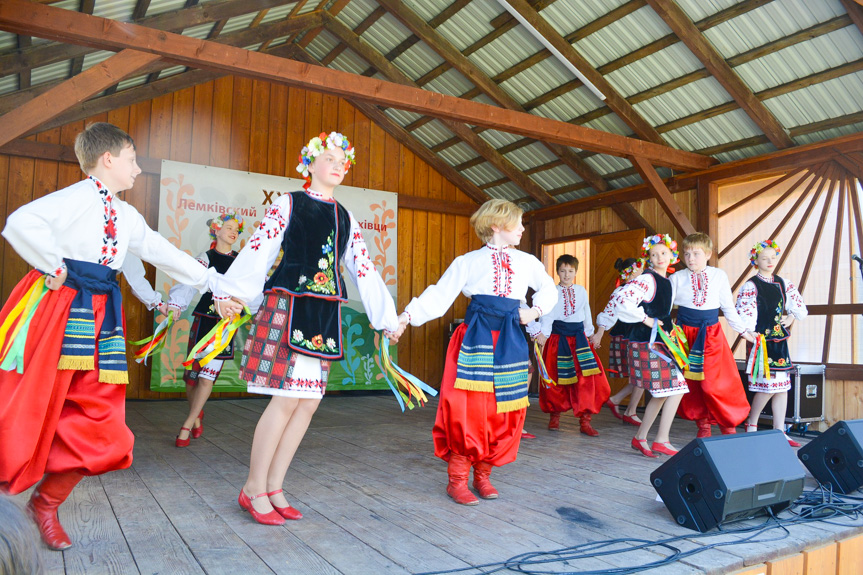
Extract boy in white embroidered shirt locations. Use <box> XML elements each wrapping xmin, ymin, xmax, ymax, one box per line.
<box><xmin>0</xmin><ymin>122</ymin><xmax>219</xmax><ymax>550</ymax></box>
<box><xmin>669</xmin><ymin>232</ymin><xmax>756</xmax><ymax>438</ymax></box>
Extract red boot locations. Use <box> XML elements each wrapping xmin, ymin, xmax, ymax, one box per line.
<box><xmin>579</xmin><ymin>414</ymin><xmax>599</xmax><ymax>437</ymax></box>
<box><xmin>696</xmin><ymin>419</ymin><xmax>712</xmax><ymax>438</ymax></box>
<box><xmin>27</xmin><ymin>472</ymin><xmax>82</xmax><ymax>550</ymax></box>
<box><xmin>719</xmin><ymin>426</ymin><xmax>737</xmax><ymax>435</ymax></box>
<box><xmin>445</xmin><ymin>454</ymin><xmax>479</xmax><ymax>506</ymax></box>
<box><xmin>472</xmin><ymin>462</ymin><xmax>499</xmax><ymax>499</ymax></box>
<box><xmin>548</xmin><ymin>412</ymin><xmax>561</xmax><ymax>430</ymax></box>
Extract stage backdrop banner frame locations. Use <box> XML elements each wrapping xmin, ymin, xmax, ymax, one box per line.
<box><xmin>149</xmin><ymin>160</ymin><xmax>398</xmax><ymax>393</ymax></box>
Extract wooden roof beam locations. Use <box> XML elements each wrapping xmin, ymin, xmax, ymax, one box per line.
<box><xmin>0</xmin><ymin>0</ymin><xmax>712</xmax><ymax>170</ymax></box>
<box><xmin>0</xmin><ymin>49</ymin><xmax>161</xmax><ymax>148</ymax></box>
<box><xmin>839</xmin><ymin>0</ymin><xmax>863</xmax><ymax>37</ymax></box>
<box><xmin>0</xmin><ymin>0</ymin><xmax>303</xmax><ymax>77</ymax></box>
<box><xmin>499</xmin><ymin>0</ymin><xmax>665</xmax><ymax>146</ymax></box>
<box><xmin>366</xmin><ymin>0</ymin><xmax>610</xmax><ymax>194</ymax></box>
<box><xmin>645</xmin><ymin>0</ymin><xmax>794</xmax><ymax>149</ymax></box>
<box><xmin>630</xmin><ymin>155</ymin><xmax>697</xmax><ymax>237</ymax></box>
<box><xmin>321</xmin><ymin>14</ymin><xmax>555</xmax><ymax>205</ymax></box>
<box><xmin>285</xmin><ymin>44</ymin><xmax>488</xmax><ymax>205</ymax></box>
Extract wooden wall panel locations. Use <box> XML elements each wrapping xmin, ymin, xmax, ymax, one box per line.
<box><xmin>0</xmin><ymin>77</ymin><xmax>479</xmax><ymax>398</ymax></box>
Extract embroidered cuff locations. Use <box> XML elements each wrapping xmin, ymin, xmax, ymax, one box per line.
<box><xmin>212</xmin><ymin>294</ymin><xmax>232</xmax><ymax>302</ymax></box>
<box><xmin>49</xmin><ymin>262</ymin><xmax>67</xmax><ymax>278</ymax></box>
<box><xmin>146</xmin><ymin>297</ymin><xmax>164</xmax><ymax>311</ymax></box>
<box><xmin>400</xmin><ymin>310</ymin><xmax>412</xmax><ymax>325</ymax></box>
<box><xmin>532</xmin><ymin>305</ymin><xmax>543</xmax><ymax>318</ymax></box>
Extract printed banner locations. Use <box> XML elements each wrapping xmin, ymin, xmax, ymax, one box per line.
<box><xmin>150</xmin><ymin>160</ymin><xmax>398</xmax><ymax>393</ymax></box>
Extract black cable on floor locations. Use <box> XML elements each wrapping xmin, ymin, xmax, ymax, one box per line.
<box><xmin>416</xmin><ymin>485</ymin><xmax>863</xmax><ymax>575</ymax></box>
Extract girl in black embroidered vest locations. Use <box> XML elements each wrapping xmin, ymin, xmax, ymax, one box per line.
<box><xmin>619</xmin><ymin>235</ymin><xmax>689</xmax><ymax>457</ymax></box>
<box><xmin>736</xmin><ymin>240</ymin><xmax>808</xmax><ymax>447</ymax></box>
<box><xmin>213</xmin><ymin>133</ymin><xmax>401</xmax><ymax>525</ymax></box>
<box><xmin>168</xmin><ymin>214</ymin><xmax>244</xmax><ymax>447</ymax></box>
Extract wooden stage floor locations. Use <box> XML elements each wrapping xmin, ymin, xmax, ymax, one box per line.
<box><xmin>10</xmin><ymin>395</ymin><xmax>863</xmax><ymax>575</ymax></box>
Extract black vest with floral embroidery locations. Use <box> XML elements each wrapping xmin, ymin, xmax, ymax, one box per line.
<box><xmin>265</xmin><ymin>192</ymin><xmax>351</xmax><ymax>360</ymax></box>
<box><xmin>747</xmin><ymin>275</ymin><xmax>793</xmax><ymax>372</ymax></box>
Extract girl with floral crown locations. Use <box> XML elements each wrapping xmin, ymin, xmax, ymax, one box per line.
<box><xmin>612</xmin><ymin>235</ymin><xmax>690</xmax><ymax>457</ymax></box>
<box><xmin>167</xmin><ymin>213</ymin><xmax>245</xmax><ymax>447</ymax></box>
<box><xmin>214</xmin><ymin>132</ymin><xmax>400</xmax><ymax>525</ymax></box>
<box><xmin>735</xmin><ymin>240</ymin><xmax>807</xmax><ymax>447</ymax></box>
<box><xmin>592</xmin><ymin>257</ymin><xmax>647</xmax><ymax>426</ymax></box>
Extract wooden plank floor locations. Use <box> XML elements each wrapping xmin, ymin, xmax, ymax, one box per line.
<box><xmin>8</xmin><ymin>395</ymin><xmax>863</xmax><ymax>575</ymax></box>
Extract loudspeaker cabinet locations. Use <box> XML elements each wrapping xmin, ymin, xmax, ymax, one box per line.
<box><xmin>736</xmin><ymin>361</ymin><xmax>825</xmax><ymax>425</ymax></box>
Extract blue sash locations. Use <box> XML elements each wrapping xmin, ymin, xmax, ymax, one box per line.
<box><xmin>676</xmin><ymin>307</ymin><xmax>719</xmax><ymax>381</ymax></box>
<box><xmin>552</xmin><ymin>321</ymin><xmax>600</xmax><ymax>385</ymax></box>
<box><xmin>454</xmin><ymin>295</ymin><xmax>529</xmax><ymax>414</ymax></box>
<box><xmin>58</xmin><ymin>259</ymin><xmax>127</xmax><ymax>384</ymax></box>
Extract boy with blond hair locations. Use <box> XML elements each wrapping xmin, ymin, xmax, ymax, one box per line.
<box><xmin>394</xmin><ymin>199</ymin><xmax>557</xmax><ymax>506</ymax></box>
<box><xmin>0</xmin><ymin>122</ymin><xmax>220</xmax><ymax>550</ymax></box>
<box><xmin>669</xmin><ymin>232</ymin><xmax>755</xmax><ymax>438</ymax></box>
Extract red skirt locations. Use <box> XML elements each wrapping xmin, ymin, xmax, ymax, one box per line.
<box><xmin>538</xmin><ymin>334</ymin><xmax>611</xmax><ymax>415</ymax></box>
<box><xmin>432</xmin><ymin>323</ymin><xmax>525</xmax><ymax>467</ymax></box>
<box><xmin>676</xmin><ymin>323</ymin><xmax>749</xmax><ymax>428</ymax></box>
<box><xmin>0</xmin><ymin>271</ymin><xmax>133</xmax><ymax>494</ymax></box>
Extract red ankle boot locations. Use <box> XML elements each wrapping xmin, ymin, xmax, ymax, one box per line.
<box><xmin>472</xmin><ymin>462</ymin><xmax>499</xmax><ymax>499</ymax></box>
<box><xmin>579</xmin><ymin>414</ymin><xmax>599</xmax><ymax>437</ymax></box>
<box><xmin>719</xmin><ymin>426</ymin><xmax>737</xmax><ymax>435</ymax></box>
<box><xmin>548</xmin><ymin>412</ymin><xmax>561</xmax><ymax>430</ymax></box>
<box><xmin>27</xmin><ymin>472</ymin><xmax>82</xmax><ymax>550</ymax></box>
<box><xmin>446</xmin><ymin>454</ymin><xmax>478</xmax><ymax>506</ymax></box>
<box><xmin>696</xmin><ymin>419</ymin><xmax>712</xmax><ymax>438</ymax></box>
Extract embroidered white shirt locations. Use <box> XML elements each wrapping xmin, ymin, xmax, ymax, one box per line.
<box><xmin>2</xmin><ymin>177</ymin><xmax>217</xmax><ymax>295</ymax></box>
<box><xmin>669</xmin><ymin>266</ymin><xmax>747</xmax><ymax>333</ymax></box>
<box><xmin>404</xmin><ymin>244</ymin><xmax>557</xmax><ymax>327</ymax></box>
<box><xmin>212</xmin><ymin>190</ymin><xmax>398</xmax><ymax>332</ymax></box>
<box><xmin>735</xmin><ymin>274</ymin><xmax>808</xmax><ymax>333</ymax></box>
<box><xmin>535</xmin><ymin>283</ymin><xmax>594</xmax><ymax>337</ymax></box>
<box><xmin>610</xmin><ymin>272</ymin><xmax>675</xmax><ymax>325</ymax></box>
<box><xmin>596</xmin><ymin>284</ymin><xmax>627</xmax><ymax>330</ymax></box>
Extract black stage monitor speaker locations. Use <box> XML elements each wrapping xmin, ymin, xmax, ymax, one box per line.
<box><xmin>650</xmin><ymin>430</ymin><xmax>805</xmax><ymax>532</ymax></box>
<box><xmin>797</xmin><ymin>419</ymin><xmax>863</xmax><ymax>494</ymax></box>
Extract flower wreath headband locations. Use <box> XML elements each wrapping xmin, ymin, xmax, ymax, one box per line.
<box><xmin>296</xmin><ymin>132</ymin><xmax>356</xmax><ymax>191</ymax></box>
<box><xmin>209</xmin><ymin>213</ymin><xmax>245</xmax><ymax>249</ymax></box>
<box><xmin>642</xmin><ymin>233</ymin><xmax>680</xmax><ymax>265</ymax></box>
<box><xmin>750</xmin><ymin>240</ymin><xmax>780</xmax><ymax>266</ymax></box>
<box><xmin>619</xmin><ymin>258</ymin><xmax>646</xmax><ymax>282</ymax></box>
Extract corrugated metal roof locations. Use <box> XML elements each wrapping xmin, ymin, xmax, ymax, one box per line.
<box><xmin>3</xmin><ymin>0</ymin><xmax>863</xmax><ymax>208</ymax></box>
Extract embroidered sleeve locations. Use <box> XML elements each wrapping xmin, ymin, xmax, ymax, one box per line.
<box><xmin>716</xmin><ymin>269</ymin><xmax>747</xmax><ymax>333</ymax></box>
<box><xmin>343</xmin><ymin>213</ymin><xmax>398</xmax><ymax>332</ymax></box>
<box><xmin>166</xmin><ymin>251</ymin><xmax>210</xmax><ymax>311</ymax></box>
<box><xmin>596</xmin><ymin>288</ymin><xmax>621</xmax><ymax>330</ymax></box>
<box><xmin>735</xmin><ymin>280</ymin><xmax>758</xmax><ymax>333</ymax></box>
<box><xmin>404</xmin><ymin>253</ymin><xmax>471</xmax><ymax>327</ymax></box>
<box><xmin>124</xmin><ymin>202</ymin><xmax>217</xmax><ymax>295</ymax></box>
<box><xmin>121</xmin><ymin>252</ymin><xmax>163</xmax><ymax>310</ymax></box>
<box><xmin>212</xmin><ymin>197</ymin><xmax>290</xmax><ymax>304</ymax></box>
<box><xmin>614</xmin><ymin>275</ymin><xmax>653</xmax><ymax>324</ymax></box>
<box><xmin>784</xmin><ymin>281</ymin><xmax>808</xmax><ymax>320</ymax></box>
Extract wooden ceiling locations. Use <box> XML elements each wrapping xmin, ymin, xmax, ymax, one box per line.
<box><xmin>2</xmin><ymin>0</ymin><xmax>863</xmax><ymax>228</ymax></box>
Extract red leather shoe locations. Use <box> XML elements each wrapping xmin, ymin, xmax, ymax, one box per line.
<box><xmin>521</xmin><ymin>431</ymin><xmax>536</xmax><ymax>439</ymax></box>
<box><xmin>622</xmin><ymin>414</ymin><xmax>642</xmax><ymax>426</ymax></box>
<box><xmin>696</xmin><ymin>419</ymin><xmax>712</xmax><ymax>438</ymax></box>
<box><xmin>605</xmin><ymin>400</ymin><xmax>623</xmax><ymax>420</ymax></box>
<box><xmin>718</xmin><ymin>426</ymin><xmax>737</xmax><ymax>435</ymax></box>
<box><xmin>548</xmin><ymin>412</ymin><xmax>560</xmax><ymax>430</ymax></box>
<box><xmin>785</xmin><ymin>434</ymin><xmax>801</xmax><ymax>448</ymax></box>
<box><xmin>238</xmin><ymin>489</ymin><xmax>285</xmax><ymax>525</ymax></box>
<box><xmin>579</xmin><ymin>415</ymin><xmax>599</xmax><ymax>437</ymax></box>
<box><xmin>175</xmin><ymin>427</ymin><xmax>191</xmax><ymax>448</ymax></box>
<box><xmin>267</xmin><ymin>489</ymin><xmax>303</xmax><ymax>520</ymax></box>
<box><xmin>651</xmin><ymin>441</ymin><xmax>678</xmax><ymax>456</ymax></box>
<box><xmin>446</xmin><ymin>454</ymin><xmax>479</xmax><ymax>506</ymax></box>
<box><xmin>191</xmin><ymin>410</ymin><xmax>204</xmax><ymax>439</ymax></box>
<box><xmin>472</xmin><ymin>462</ymin><xmax>499</xmax><ymax>499</ymax></box>
<box><xmin>631</xmin><ymin>437</ymin><xmax>657</xmax><ymax>458</ymax></box>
